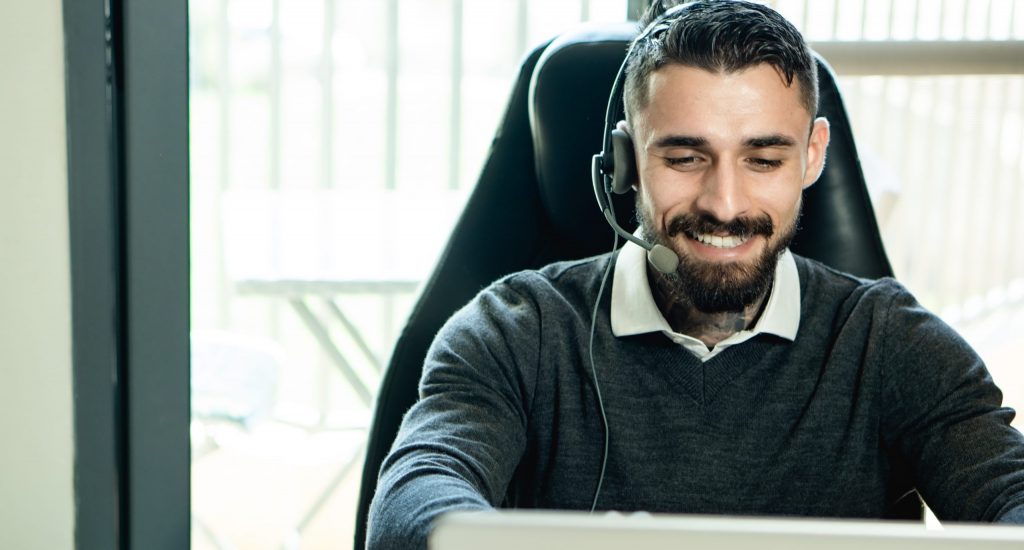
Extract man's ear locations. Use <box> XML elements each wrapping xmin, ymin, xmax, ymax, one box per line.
<box><xmin>803</xmin><ymin>117</ymin><xmax>831</xmax><ymax>189</ymax></box>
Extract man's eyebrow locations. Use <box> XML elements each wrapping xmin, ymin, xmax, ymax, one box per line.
<box><xmin>652</xmin><ymin>135</ymin><xmax>708</xmax><ymax>148</ymax></box>
<box><xmin>745</xmin><ymin>134</ymin><xmax>797</xmax><ymax>148</ymax></box>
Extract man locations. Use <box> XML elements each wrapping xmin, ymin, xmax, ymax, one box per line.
<box><xmin>366</xmin><ymin>1</ymin><xmax>1024</xmax><ymax>548</ymax></box>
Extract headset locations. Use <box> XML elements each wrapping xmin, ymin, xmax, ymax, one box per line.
<box><xmin>590</xmin><ymin>2</ymin><xmax>704</xmax><ymax>276</ymax></box>
<box><xmin>586</xmin><ymin>1</ymin><xmax>702</xmax><ymax>512</ymax></box>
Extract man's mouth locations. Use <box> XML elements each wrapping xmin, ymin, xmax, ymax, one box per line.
<box><xmin>689</xmin><ymin>232</ymin><xmax>750</xmax><ymax>249</ymax></box>
<box><xmin>668</xmin><ymin>213</ymin><xmax>774</xmax><ymax>251</ymax></box>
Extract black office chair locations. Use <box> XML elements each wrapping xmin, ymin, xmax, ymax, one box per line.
<box><xmin>353</xmin><ymin>22</ymin><xmax>901</xmax><ymax>549</ymax></box>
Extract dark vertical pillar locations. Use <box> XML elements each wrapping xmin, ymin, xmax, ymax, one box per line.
<box><xmin>65</xmin><ymin>0</ymin><xmax>191</xmax><ymax>548</ymax></box>
<box><xmin>121</xmin><ymin>0</ymin><xmax>191</xmax><ymax>547</ymax></box>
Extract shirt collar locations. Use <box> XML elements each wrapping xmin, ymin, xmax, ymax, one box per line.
<box><xmin>610</xmin><ymin>239</ymin><xmax>800</xmax><ymax>342</ymax></box>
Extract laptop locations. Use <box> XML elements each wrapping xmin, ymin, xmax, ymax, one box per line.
<box><xmin>430</xmin><ymin>510</ymin><xmax>1024</xmax><ymax>550</ymax></box>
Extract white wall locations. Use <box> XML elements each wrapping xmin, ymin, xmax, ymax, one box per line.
<box><xmin>0</xmin><ymin>0</ymin><xmax>75</xmax><ymax>548</ymax></box>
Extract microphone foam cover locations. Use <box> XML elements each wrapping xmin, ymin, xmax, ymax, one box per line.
<box><xmin>647</xmin><ymin>244</ymin><xmax>679</xmax><ymax>274</ymax></box>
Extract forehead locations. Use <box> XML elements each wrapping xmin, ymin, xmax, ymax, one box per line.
<box><xmin>635</xmin><ymin>63</ymin><xmax>812</xmax><ymax>143</ymax></box>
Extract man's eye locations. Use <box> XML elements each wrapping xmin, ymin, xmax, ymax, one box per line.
<box><xmin>749</xmin><ymin>158</ymin><xmax>783</xmax><ymax>170</ymax></box>
<box><xmin>666</xmin><ymin>156</ymin><xmax>699</xmax><ymax>167</ymax></box>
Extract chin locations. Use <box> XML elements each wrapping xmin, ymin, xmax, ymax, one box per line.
<box><xmin>673</xmin><ymin>254</ymin><xmax>775</xmax><ymax>313</ymax></box>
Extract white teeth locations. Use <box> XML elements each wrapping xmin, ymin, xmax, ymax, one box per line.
<box><xmin>694</xmin><ymin>233</ymin><xmax>747</xmax><ymax>249</ymax></box>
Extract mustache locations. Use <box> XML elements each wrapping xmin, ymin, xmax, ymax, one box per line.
<box><xmin>666</xmin><ymin>213</ymin><xmax>774</xmax><ymax>239</ymax></box>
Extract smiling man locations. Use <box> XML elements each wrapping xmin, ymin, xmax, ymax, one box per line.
<box><xmin>624</xmin><ymin>59</ymin><xmax>828</xmax><ymax>349</ymax></box>
<box><xmin>366</xmin><ymin>2</ymin><xmax>1024</xmax><ymax>548</ymax></box>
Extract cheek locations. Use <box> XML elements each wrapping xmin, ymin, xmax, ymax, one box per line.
<box><xmin>640</xmin><ymin>168</ymin><xmax>698</xmax><ymax>212</ymax></box>
<box><xmin>744</xmin><ymin>175</ymin><xmax>803</xmax><ymax>220</ymax></box>
<box><xmin>763</xmin><ymin>188</ymin><xmax>804</xmax><ymax>226</ymax></box>
<box><xmin>636</xmin><ymin>184</ymin><xmax>660</xmax><ymax>225</ymax></box>
<box><xmin>636</xmin><ymin>166</ymin><xmax>666</xmax><ymax>216</ymax></box>
<box><xmin>641</xmin><ymin>184</ymin><xmax>687</xmax><ymax>228</ymax></box>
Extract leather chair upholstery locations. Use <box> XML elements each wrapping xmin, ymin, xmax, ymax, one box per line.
<box><xmin>354</xmin><ymin>23</ymin><xmax>898</xmax><ymax>549</ymax></box>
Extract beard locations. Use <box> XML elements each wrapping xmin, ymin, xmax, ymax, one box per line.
<box><xmin>637</xmin><ymin>201</ymin><xmax>799</xmax><ymax>313</ymax></box>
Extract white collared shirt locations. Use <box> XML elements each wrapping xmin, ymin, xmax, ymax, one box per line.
<box><xmin>610</xmin><ymin>239</ymin><xmax>801</xmax><ymax>361</ymax></box>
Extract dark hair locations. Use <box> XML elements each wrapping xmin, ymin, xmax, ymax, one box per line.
<box><xmin>624</xmin><ymin>0</ymin><xmax>818</xmax><ymax>123</ymax></box>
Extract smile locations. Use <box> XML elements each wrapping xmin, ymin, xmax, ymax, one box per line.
<box><xmin>690</xmin><ymin>232</ymin><xmax>750</xmax><ymax>249</ymax></box>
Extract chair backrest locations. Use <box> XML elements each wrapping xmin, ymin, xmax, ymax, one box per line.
<box><xmin>354</xmin><ymin>23</ymin><xmax>896</xmax><ymax>549</ymax></box>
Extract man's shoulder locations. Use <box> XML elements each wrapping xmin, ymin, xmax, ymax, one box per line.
<box><xmin>787</xmin><ymin>254</ymin><xmax>963</xmax><ymax>374</ymax></box>
<box><xmin>447</xmin><ymin>253</ymin><xmax>613</xmax><ymax>328</ymax></box>
<box><xmin>794</xmin><ymin>251</ymin><xmax>901</xmax><ymax>286</ymax></box>
<box><xmin>494</xmin><ymin>252</ymin><xmax>616</xmax><ymax>297</ymax></box>
<box><xmin>439</xmin><ymin>253</ymin><xmax>613</xmax><ymax>343</ymax></box>
<box><xmin>792</xmin><ymin>252</ymin><xmax>905</xmax><ymax>298</ymax></box>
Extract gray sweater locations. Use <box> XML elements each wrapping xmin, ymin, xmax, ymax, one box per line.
<box><xmin>367</xmin><ymin>253</ymin><xmax>1024</xmax><ymax>549</ymax></box>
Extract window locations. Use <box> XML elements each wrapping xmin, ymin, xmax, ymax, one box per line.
<box><xmin>189</xmin><ymin>1</ymin><xmax>629</xmax><ymax>548</ymax></box>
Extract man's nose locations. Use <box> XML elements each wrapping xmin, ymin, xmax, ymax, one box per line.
<box><xmin>693</xmin><ymin>162</ymin><xmax>751</xmax><ymax>224</ymax></box>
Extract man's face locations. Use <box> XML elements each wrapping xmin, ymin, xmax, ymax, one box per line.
<box><xmin>630</xmin><ymin>63</ymin><xmax>830</xmax><ymax>313</ymax></box>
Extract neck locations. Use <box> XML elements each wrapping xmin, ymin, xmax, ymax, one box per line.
<box><xmin>649</xmin><ymin>269</ymin><xmax>771</xmax><ymax>348</ymax></box>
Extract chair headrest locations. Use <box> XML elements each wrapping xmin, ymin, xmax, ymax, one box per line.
<box><xmin>530</xmin><ymin>23</ymin><xmax>637</xmax><ymax>259</ymax></box>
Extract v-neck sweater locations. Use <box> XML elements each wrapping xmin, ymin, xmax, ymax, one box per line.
<box><xmin>367</xmin><ymin>253</ymin><xmax>1024</xmax><ymax>550</ymax></box>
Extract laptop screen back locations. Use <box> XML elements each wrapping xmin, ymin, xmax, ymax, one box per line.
<box><xmin>430</xmin><ymin>510</ymin><xmax>1024</xmax><ymax>550</ymax></box>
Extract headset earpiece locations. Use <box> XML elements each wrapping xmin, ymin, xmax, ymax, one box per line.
<box><xmin>609</xmin><ymin>128</ymin><xmax>638</xmax><ymax>194</ymax></box>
